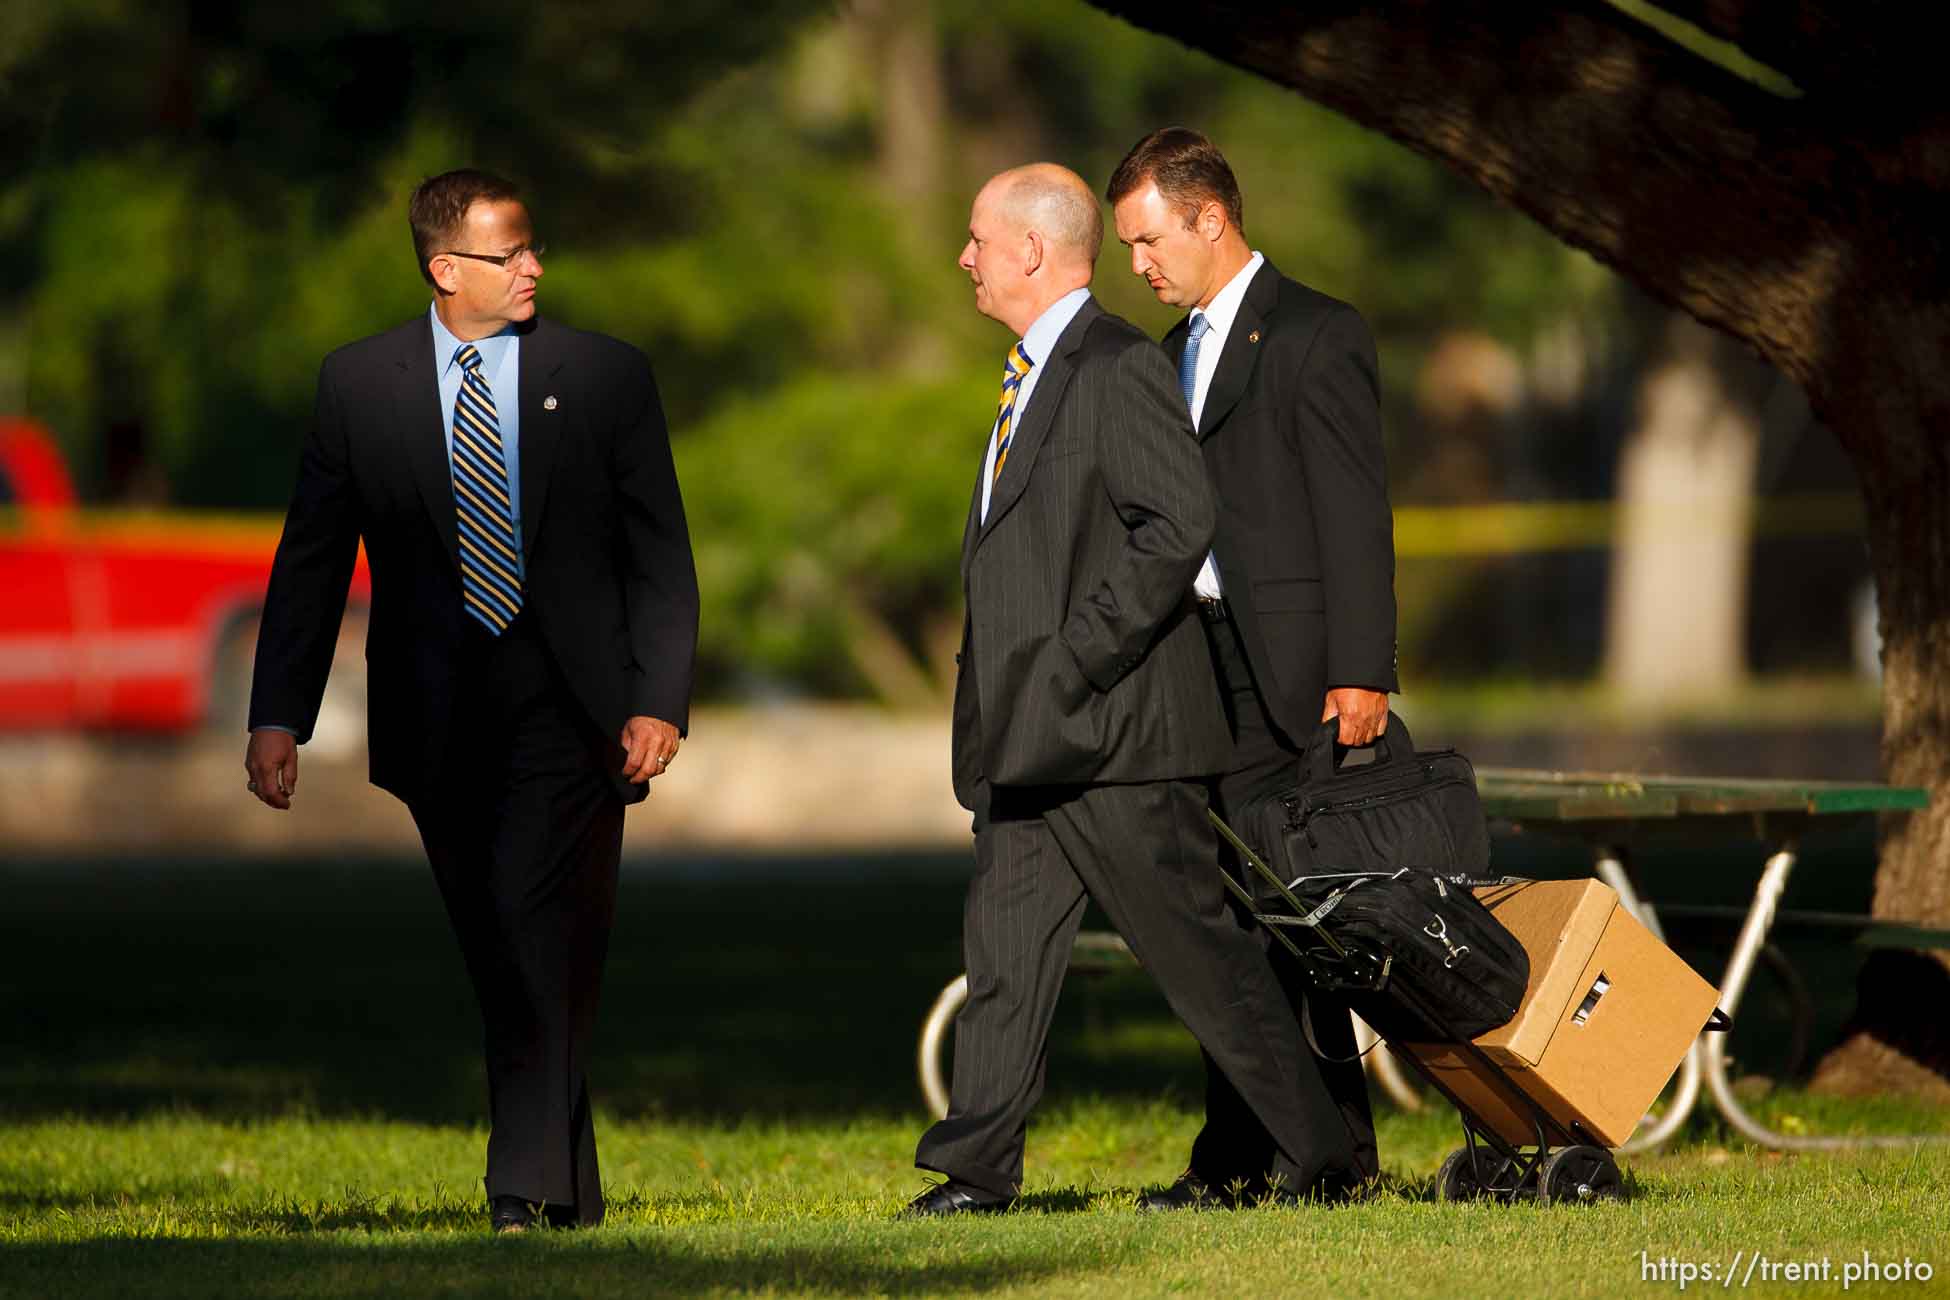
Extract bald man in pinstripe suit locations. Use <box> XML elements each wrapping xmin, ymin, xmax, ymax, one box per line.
<box><xmin>903</xmin><ymin>164</ymin><xmax>1362</xmax><ymax>1217</ymax></box>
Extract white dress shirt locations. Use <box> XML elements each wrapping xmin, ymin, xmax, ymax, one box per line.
<box><xmin>1187</xmin><ymin>250</ymin><xmax>1264</xmax><ymax>598</ymax></box>
<box><xmin>980</xmin><ymin>287</ymin><xmax>1093</xmax><ymax>525</ymax></box>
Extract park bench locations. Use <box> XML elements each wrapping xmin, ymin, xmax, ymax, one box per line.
<box><xmin>1637</xmin><ymin>903</ymin><xmax>1950</xmax><ymax>1082</ymax></box>
<box><xmin>1482</xmin><ymin>769</ymin><xmax>1939</xmax><ymax>1151</ymax></box>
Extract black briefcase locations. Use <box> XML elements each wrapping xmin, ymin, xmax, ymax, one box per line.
<box><xmin>1241</xmin><ymin>710</ymin><xmax>1491</xmax><ymax>896</ymax></box>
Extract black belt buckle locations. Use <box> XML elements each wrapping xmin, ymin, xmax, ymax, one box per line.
<box><xmin>1196</xmin><ymin>595</ymin><xmax>1230</xmax><ymax>623</ymax></box>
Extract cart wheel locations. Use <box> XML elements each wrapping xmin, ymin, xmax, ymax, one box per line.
<box><xmin>1434</xmin><ymin>1147</ymin><xmax>1515</xmax><ymax>1201</ymax></box>
<box><xmin>1537</xmin><ymin>1145</ymin><xmax>1624</xmax><ymax>1205</ymax></box>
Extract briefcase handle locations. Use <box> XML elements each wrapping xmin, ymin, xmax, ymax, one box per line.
<box><xmin>1307</xmin><ymin>708</ymin><xmax>1415</xmax><ymax>785</ymax></box>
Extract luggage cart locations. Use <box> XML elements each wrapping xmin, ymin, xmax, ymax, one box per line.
<box><xmin>1208</xmin><ymin>810</ymin><xmax>1729</xmax><ymax>1204</ymax></box>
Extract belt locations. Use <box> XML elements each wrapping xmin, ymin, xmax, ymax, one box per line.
<box><xmin>1195</xmin><ymin>595</ymin><xmax>1230</xmax><ymax>623</ymax></box>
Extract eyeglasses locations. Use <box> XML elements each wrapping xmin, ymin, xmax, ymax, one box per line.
<box><xmin>441</xmin><ymin>242</ymin><xmax>546</xmax><ymax>271</ymax></box>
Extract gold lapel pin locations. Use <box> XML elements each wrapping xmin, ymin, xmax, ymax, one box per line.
<box><xmin>1247</xmin><ymin>330</ymin><xmax>1261</xmax><ymax>343</ymax></box>
<box><xmin>543</xmin><ymin>395</ymin><xmax>559</xmax><ymax>411</ymax></box>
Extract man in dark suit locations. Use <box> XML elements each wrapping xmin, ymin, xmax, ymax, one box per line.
<box><xmin>1109</xmin><ymin>128</ymin><xmax>1398</xmax><ymax>1209</ymax></box>
<box><xmin>243</xmin><ymin>169</ymin><xmax>698</xmax><ymax>1233</ymax></box>
<box><xmin>904</xmin><ymin>163</ymin><xmax>1363</xmax><ymax>1217</ymax></box>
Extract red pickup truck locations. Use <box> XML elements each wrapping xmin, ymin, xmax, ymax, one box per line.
<box><xmin>0</xmin><ymin>416</ymin><xmax>370</xmax><ymax>736</ymax></box>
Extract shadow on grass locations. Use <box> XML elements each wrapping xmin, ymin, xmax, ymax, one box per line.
<box><xmin>0</xmin><ymin>1193</ymin><xmax>490</xmax><ymax>1233</ymax></box>
<box><xmin>0</xmin><ymin>1235</ymin><xmax>1074</xmax><ymax>1299</ymax></box>
<box><xmin>0</xmin><ymin>853</ymin><xmax>1199</xmax><ymax>1126</ymax></box>
<box><xmin>1</xmin><ymin>830</ymin><xmax>1865</xmax><ymax>1129</ymax></box>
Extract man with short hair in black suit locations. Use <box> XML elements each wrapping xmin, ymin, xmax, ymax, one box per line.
<box><xmin>244</xmin><ymin>169</ymin><xmax>699</xmax><ymax>1233</ymax></box>
<box><xmin>1109</xmin><ymin>127</ymin><xmax>1398</xmax><ymax>1209</ymax></box>
<box><xmin>903</xmin><ymin>163</ymin><xmax>1361</xmax><ymax>1217</ymax></box>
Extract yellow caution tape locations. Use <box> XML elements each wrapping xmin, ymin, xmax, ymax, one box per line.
<box><xmin>1393</xmin><ymin>493</ymin><xmax>1862</xmax><ymax>558</ymax></box>
<box><xmin>3</xmin><ymin>493</ymin><xmax>1865</xmax><ymax>562</ymax></box>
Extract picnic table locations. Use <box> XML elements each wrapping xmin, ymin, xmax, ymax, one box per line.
<box><xmin>916</xmin><ymin>769</ymin><xmax>1940</xmax><ymax>1152</ymax></box>
<box><xmin>1476</xmin><ymin>767</ymin><xmax>1935</xmax><ymax>1152</ymax></box>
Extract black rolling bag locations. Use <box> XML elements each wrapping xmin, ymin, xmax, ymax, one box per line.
<box><xmin>1206</xmin><ymin>713</ymin><xmax>1686</xmax><ymax>1205</ymax></box>
<box><xmin>1211</xmin><ymin>820</ymin><xmax>1530</xmax><ymax>1043</ymax></box>
<box><xmin>1274</xmin><ymin>867</ymin><xmax>1527</xmax><ymax>1042</ymax></box>
<box><xmin>1208</xmin><ymin>811</ymin><xmax>1591</xmax><ymax>1204</ymax></box>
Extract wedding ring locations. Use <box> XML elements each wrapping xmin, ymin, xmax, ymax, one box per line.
<box><xmin>655</xmin><ymin>754</ymin><xmax>671</xmax><ymax>766</ymax></box>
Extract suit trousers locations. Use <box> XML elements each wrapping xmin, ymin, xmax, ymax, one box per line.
<box><xmin>1189</xmin><ymin>610</ymin><xmax>1378</xmax><ymax>1191</ymax></box>
<box><xmin>408</xmin><ymin>613</ymin><xmax>624</xmax><ymax>1223</ymax></box>
<box><xmin>914</xmin><ymin>775</ymin><xmax>1356</xmax><ymax>1200</ymax></box>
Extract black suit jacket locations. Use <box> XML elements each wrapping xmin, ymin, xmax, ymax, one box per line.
<box><xmin>951</xmin><ymin>296</ymin><xmax>1232</xmax><ymax>809</ymax></box>
<box><xmin>1164</xmin><ymin>259</ymin><xmax>1397</xmax><ymax>749</ymax></box>
<box><xmin>249</xmin><ymin>313</ymin><xmax>699</xmax><ymax>805</ymax></box>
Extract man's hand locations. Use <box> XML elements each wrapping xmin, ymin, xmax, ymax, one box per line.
<box><xmin>620</xmin><ymin>715</ymin><xmax>681</xmax><ymax>784</ymax></box>
<box><xmin>1321</xmin><ymin>688</ymin><xmax>1389</xmax><ymax>747</ymax></box>
<box><xmin>245</xmin><ymin>728</ymin><xmax>299</xmax><ymax>810</ymax></box>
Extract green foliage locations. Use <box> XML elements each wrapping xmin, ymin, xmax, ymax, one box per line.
<box><xmin>22</xmin><ymin>142</ymin><xmax>442</xmax><ymax>500</ymax></box>
<box><xmin>4</xmin><ymin>0</ymin><xmax>826</xmax><ymax>501</ymax></box>
<box><xmin>677</xmin><ymin>371</ymin><xmax>993</xmax><ymax>694</ymax></box>
<box><xmin>6</xmin><ymin>0</ymin><xmax>1619</xmax><ymax>699</ymax></box>
<box><xmin>2</xmin><ymin>0</ymin><xmax>832</xmax><ymax>201</ymax></box>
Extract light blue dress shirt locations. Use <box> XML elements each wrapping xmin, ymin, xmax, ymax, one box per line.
<box><xmin>257</xmin><ymin>310</ymin><xmax>528</xmax><ymax>740</ymax></box>
<box><xmin>980</xmin><ymin>287</ymin><xmax>1092</xmax><ymax>524</ymax></box>
<box><xmin>429</xmin><ymin>305</ymin><xmax>524</xmax><ymax>578</ymax></box>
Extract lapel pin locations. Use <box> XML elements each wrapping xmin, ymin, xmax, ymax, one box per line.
<box><xmin>1247</xmin><ymin>330</ymin><xmax>1261</xmax><ymax>343</ymax></box>
<box><xmin>543</xmin><ymin>395</ymin><xmax>559</xmax><ymax>411</ymax></box>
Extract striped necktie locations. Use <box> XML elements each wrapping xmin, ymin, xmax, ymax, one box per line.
<box><xmin>991</xmin><ymin>341</ymin><xmax>1036</xmax><ymax>482</ymax></box>
<box><xmin>1179</xmin><ymin>311</ymin><xmax>1211</xmax><ymax>422</ymax></box>
<box><xmin>450</xmin><ymin>343</ymin><xmax>523</xmax><ymax>635</ymax></box>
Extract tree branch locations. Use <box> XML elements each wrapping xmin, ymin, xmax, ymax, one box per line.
<box><xmin>1086</xmin><ymin>1</ymin><xmax>1942</xmax><ymax>412</ymax></box>
<box><xmin>1640</xmin><ymin>1</ymin><xmax>1917</xmax><ymax>100</ymax></box>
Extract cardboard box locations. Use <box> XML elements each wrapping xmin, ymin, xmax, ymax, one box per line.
<box><xmin>1400</xmin><ymin>879</ymin><xmax>1721</xmax><ymax>1147</ymax></box>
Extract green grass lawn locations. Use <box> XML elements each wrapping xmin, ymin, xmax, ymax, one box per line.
<box><xmin>3</xmin><ymin>851</ymin><xmax>1947</xmax><ymax>1298</ymax></box>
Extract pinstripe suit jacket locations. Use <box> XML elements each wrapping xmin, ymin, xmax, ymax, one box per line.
<box><xmin>950</xmin><ymin>296</ymin><xmax>1232</xmax><ymax>809</ymax></box>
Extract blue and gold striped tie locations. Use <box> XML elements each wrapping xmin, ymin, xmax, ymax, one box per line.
<box><xmin>450</xmin><ymin>344</ymin><xmax>523</xmax><ymax>634</ymax></box>
<box><xmin>991</xmin><ymin>341</ymin><xmax>1035</xmax><ymax>482</ymax></box>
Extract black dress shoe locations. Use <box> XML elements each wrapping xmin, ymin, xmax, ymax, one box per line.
<box><xmin>490</xmin><ymin>1196</ymin><xmax>538</xmax><ymax>1235</ymax></box>
<box><xmin>1138</xmin><ymin>1172</ymin><xmax>1229</xmax><ymax>1212</ymax></box>
<box><xmin>899</xmin><ymin>1180</ymin><xmax>1010</xmax><ymax>1218</ymax></box>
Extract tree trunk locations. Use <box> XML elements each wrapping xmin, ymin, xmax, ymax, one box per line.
<box><xmin>1085</xmin><ymin>0</ymin><xmax>1950</xmax><ymax>1093</ymax></box>
<box><xmin>839</xmin><ymin>588</ymin><xmax>946</xmax><ymax>711</ymax></box>
<box><xmin>1605</xmin><ymin>314</ymin><xmax>1763</xmax><ymax>703</ymax></box>
<box><xmin>858</xmin><ymin>0</ymin><xmax>947</xmax><ymax>211</ymax></box>
<box><xmin>1811</xmin><ymin>427</ymin><xmax>1950</xmax><ymax>1099</ymax></box>
<box><xmin>0</xmin><ymin>308</ymin><xmax>25</xmax><ymax>414</ymax></box>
